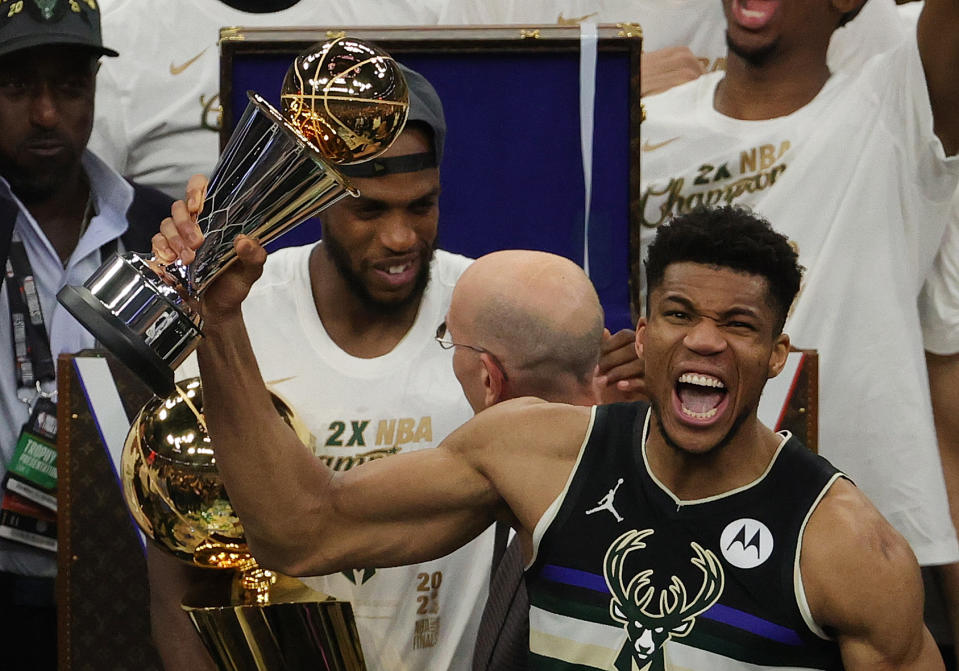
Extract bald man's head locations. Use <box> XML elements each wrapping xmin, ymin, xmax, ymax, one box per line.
<box><xmin>448</xmin><ymin>250</ymin><xmax>605</xmax><ymax>408</ymax></box>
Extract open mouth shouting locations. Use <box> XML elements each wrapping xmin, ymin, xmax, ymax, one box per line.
<box><xmin>730</xmin><ymin>0</ymin><xmax>779</xmax><ymax>30</ymax></box>
<box><xmin>673</xmin><ymin>372</ymin><xmax>729</xmax><ymax>426</ymax></box>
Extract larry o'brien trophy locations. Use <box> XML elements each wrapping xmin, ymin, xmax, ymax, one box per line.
<box><xmin>58</xmin><ymin>37</ymin><xmax>409</xmax><ymax>397</ymax></box>
<box><xmin>123</xmin><ymin>377</ymin><xmax>366</xmax><ymax>671</ymax></box>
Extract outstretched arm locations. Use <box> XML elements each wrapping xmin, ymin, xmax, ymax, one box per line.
<box><xmin>918</xmin><ymin>0</ymin><xmax>959</xmax><ymax>154</ymax></box>
<box><xmin>154</xmin><ymin>191</ymin><xmax>588</xmax><ymax>576</ymax></box>
<box><xmin>802</xmin><ymin>479</ymin><xmax>945</xmax><ymax>670</ymax></box>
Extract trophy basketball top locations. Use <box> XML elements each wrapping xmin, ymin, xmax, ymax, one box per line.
<box><xmin>282</xmin><ymin>37</ymin><xmax>409</xmax><ymax>165</ymax></box>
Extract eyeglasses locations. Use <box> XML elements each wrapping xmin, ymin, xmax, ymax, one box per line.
<box><xmin>435</xmin><ymin>321</ymin><xmax>509</xmax><ymax>381</ymax></box>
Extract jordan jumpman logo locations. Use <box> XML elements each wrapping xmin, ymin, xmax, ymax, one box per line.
<box><xmin>586</xmin><ymin>478</ymin><xmax>625</xmax><ymax>522</ymax></box>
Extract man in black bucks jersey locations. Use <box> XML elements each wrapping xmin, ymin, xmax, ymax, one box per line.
<box><xmin>155</xmin><ymin>205</ymin><xmax>943</xmax><ymax>670</ymax></box>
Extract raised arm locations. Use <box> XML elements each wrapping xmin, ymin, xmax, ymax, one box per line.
<box><xmin>153</xmin><ymin>195</ymin><xmax>589</xmax><ymax>576</ymax></box>
<box><xmin>802</xmin><ymin>479</ymin><xmax>945</xmax><ymax>670</ymax></box>
<box><xmin>198</xmin><ymin>302</ymin><xmax>588</xmax><ymax>575</ymax></box>
<box><xmin>918</xmin><ymin>0</ymin><xmax>959</xmax><ymax>154</ymax></box>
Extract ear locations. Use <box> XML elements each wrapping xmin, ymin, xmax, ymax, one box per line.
<box><xmin>767</xmin><ymin>333</ymin><xmax>790</xmax><ymax>379</ymax></box>
<box><xmin>481</xmin><ymin>352</ymin><xmax>507</xmax><ymax>407</ymax></box>
<box><xmin>635</xmin><ymin>317</ymin><xmax>648</xmax><ymax>359</ymax></box>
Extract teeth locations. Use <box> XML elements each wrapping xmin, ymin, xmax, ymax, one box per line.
<box><xmin>387</xmin><ymin>264</ymin><xmax>408</xmax><ymax>275</ymax></box>
<box><xmin>681</xmin><ymin>406</ymin><xmax>719</xmax><ymax>420</ymax></box>
<box><xmin>678</xmin><ymin>372</ymin><xmax>725</xmax><ymax>389</ymax></box>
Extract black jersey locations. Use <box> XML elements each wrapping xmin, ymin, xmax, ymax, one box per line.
<box><xmin>526</xmin><ymin>402</ymin><xmax>846</xmax><ymax>671</ymax></box>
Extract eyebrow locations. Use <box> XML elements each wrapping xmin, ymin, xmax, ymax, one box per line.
<box><xmin>660</xmin><ymin>294</ymin><xmax>762</xmax><ymax>321</ymax></box>
<box><xmin>410</xmin><ymin>186</ymin><xmax>442</xmax><ymax>202</ymax></box>
<box><xmin>352</xmin><ymin>185</ymin><xmax>441</xmax><ymax>208</ymax></box>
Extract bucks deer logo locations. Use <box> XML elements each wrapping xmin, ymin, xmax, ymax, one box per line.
<box><xmin>603</xmin><ymin>529</ymin><xmax>724</xmax><ymax>670</ymax></box>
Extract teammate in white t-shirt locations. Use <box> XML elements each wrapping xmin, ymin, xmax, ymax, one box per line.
<box><xmin>638</xmin><ymin>0</ymin><xmax>959</xmax><ymax>570</ymax></box>
<box><xmin>90</xmin><ymin>0</ymin><xmax>443</xmax><ymax>197</ymax></box>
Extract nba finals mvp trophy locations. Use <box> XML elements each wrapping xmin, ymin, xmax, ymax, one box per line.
<box><xmin>58</xmin><ymin>37</ymin><xmax>409</xmax><ymax>397</ymax></box>
<box><xmin>61</xmin><ymin>37</ymin><xmax>411</xmax><ymax>670</ymax></box>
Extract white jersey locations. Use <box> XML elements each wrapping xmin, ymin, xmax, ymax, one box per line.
<box><xmin>438</xmin><ymin>0</ymin><xmax>906</xmax><ymax>78</ymax></box>
<box><xmin>639</xmin><ymin>36</ymin><xmax>959</xmax><ymax>565</ymax></box>
<box><xmin>91</xmin><ymin>0</ymin><xmax>443</xmax><ymax>197</ymax></box>
<box><xmin>214</xmin><ymin>245</ymin><xmax>488</xmax><ymax>671</ymax></box>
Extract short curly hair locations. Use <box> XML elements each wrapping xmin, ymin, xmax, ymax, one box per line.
<box><xmin>644</xmin><ymin>206</ymin><xmax>803</xmax><ymax>333</ymax></box>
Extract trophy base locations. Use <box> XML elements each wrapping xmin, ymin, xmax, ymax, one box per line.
<box><xmin>58</xmin><ymin>284</ymin><xmax>176</xmax><ymax>397</ymax></box>
<box><xmin>184</xmin><ymin>573</ymin><xmax>367</xmax><ymax>671</ymax></box>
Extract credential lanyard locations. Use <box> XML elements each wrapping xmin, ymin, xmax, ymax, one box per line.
<box><xmin>5</xmin><ymin>232</ymin><xmax>55</xmax><ymax>398</ymax></box>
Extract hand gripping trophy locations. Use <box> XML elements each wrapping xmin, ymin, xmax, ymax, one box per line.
<box><xmin>60</xmin><ymin>37</ymin><xmax>410</xmax><ymax>670</ymax></box>
<box><xmin>58</xmin><ymin>37</ymin><xmax>409</xmax><ymax>397</ymax></box>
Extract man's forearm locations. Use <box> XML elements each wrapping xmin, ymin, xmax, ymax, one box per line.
<box><xmin>196</xmin><ymin>313</ymin><xmax>330</xmax><ymax>573</ymax></box>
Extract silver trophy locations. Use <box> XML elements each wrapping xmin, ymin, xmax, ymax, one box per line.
<box><xmin>58</xmin><ymin>38</ymin><xmax>409</xmax><ymax>396</ymax></box>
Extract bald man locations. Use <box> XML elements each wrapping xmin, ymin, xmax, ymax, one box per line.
<box><xmin>441</xmin><ymin>250</ymin><xmax>610</xmax><ymax>670</ymax></box>
<box><xmin>443</xmin><ymin>249</ymin><xmax>607</xmax><ymax>414</ymax></box>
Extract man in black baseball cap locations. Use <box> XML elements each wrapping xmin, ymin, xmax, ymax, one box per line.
<box><xmin>0</xmin><ymin>0</ymin><xmax>121</xmax><ymax>251</ymax></box>
<box><xmin>0</xmin><ymin>3</ymin><xmax>165</xmax><ymax>669</ymax></box>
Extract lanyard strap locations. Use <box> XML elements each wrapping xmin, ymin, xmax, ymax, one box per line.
<box><xmin>6</xmin><ymin>233</ymin><xmax>55</xmax><ymax>390</ymax></box>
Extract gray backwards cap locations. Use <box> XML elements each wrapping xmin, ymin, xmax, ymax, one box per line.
<box><xmin>339</xmin><ymin>63</ymin><xmax>446</xmax><ymax>178</ymax></box>
<box><xmin>0</xmin><ymin>0</ymin><xmax>118</xmax><ymax>59</ymax></box>
<box><xmin>402</xmin><ymin>64</ymin><xmax>446</xmax><ymax>166</ymax></box>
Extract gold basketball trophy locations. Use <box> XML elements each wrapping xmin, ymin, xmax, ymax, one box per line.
<box><xmin>123</xmin><ymin>377</ymin><xmax>366</xmax><ymax>670</ymax></box>
<box><xmin>58</xmin><ymin>37</ymin><xmax>408</xmax><ymax>397</ymax></box>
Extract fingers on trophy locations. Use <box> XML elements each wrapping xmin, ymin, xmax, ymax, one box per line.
<box><xmin>58</xmin><ymin>37</ymin><xmax>409</xmax><ymax>397</ymax></box>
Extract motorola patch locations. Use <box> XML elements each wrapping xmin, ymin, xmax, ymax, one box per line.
<box><xmin>719</xmin><ymin>518</ymin><xmax>773</xmax><ymax>569</ymax></box>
